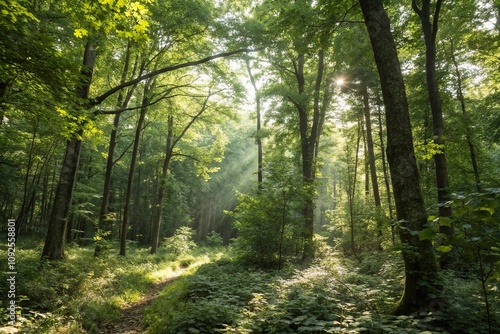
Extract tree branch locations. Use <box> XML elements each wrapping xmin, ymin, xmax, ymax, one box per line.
<box><xmin>170</xmin><ymin>89</ymin><xmax>213</xmax><ymax>151</ymax></box>
<box><xmin>432</xmin><ymin>0</ymin><xmax>443</xmax><ymax>45</ymax></box>
<box><xmin>90</xmin><ymin>48</ymin><xmax>253</xmax><ymax>106</ymax></box>
<box><xmin>171</xmin><ymin>152</ymin><xmax>202</xmax><ymax>162</ymax></box>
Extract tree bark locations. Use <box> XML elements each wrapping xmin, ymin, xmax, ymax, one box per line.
<box><xmin>377</xmin><ymin>102</ymin><xmax>395</xmax><ymax>243</ymax></box>
<box><xmin>450</xmin><ymin>40</ymin><xmax>482</xmax><ymax>192</ymax></box>
<box><xmin>291</xmin><ymin>50</ymin><xmax>328</xmax><ymax>260</ymax></box>
<box><xmin>245</xmin><ymin>59</ymin><xmax>263</xmax><ymax>188</ymax></box>
<box><xmin>98</xmin><ymin>43</ymin><xmax>138</xmax><ymax>240</ymax></box>
<box><xmin>412</xmin><ymin>0</ymin><xmax>453</xmax><ymax>268</ymax></box>
<box><xmin>359</xmin><ymin>0</ymin><xmax>440</xmax><ymax>315</ymax></box>
<box><xmin>120</xmin><ymin>81</ymin><xmax>150</xmax><ymax>256</ymax></box>
<box><xmin>361</xmin><ymin>84</ymin><xmax>381</xmax><ymax>207</ymax></box>
<box><xmin>41</xmin><ymin>41</ymin><xmax>95</xmax><ymax>260</ymax></box>
<box><xmin>150</xmin><ymin>115</ymin><xmax>173</xmax><ymax>255</ymax></box>
<box><xmin>150</xmin><ymin>91</ymin><xmax>212</xmax><ymax>254</ymax></box>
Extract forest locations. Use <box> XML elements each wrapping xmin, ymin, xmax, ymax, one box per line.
<box><xmin>1</xmin><ymin>0</ymin><xmax>500</xmax><ymax>333</ymax></box>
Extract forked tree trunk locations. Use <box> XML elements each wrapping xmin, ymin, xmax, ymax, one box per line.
<box><xmin>360</xmin><ymin>0</ymin><xmax>440</xmax><ymax>315</ymax></box>
<box><xmin>150</xmin><ymin>115</ymin><xmax>173</xmax><ymax>255</ymax></box>
<box><xmin>292</xmin><ymin>50</ymin><xmax>329</xmax><ymax>260</ymax></box>
<box><xmin>99</xmin><ymin>43</ymin><xmax>138</xmax><ymax>233</ymax></box>
<box><xmin>150</xmin><ymin>92</ymin><xmax>212</xmax><ymax>254</ymax></box>
<box><xmin>41</xmin><ymin>41</ymin><xmax>95</xmax><ymax>260</ymax></box>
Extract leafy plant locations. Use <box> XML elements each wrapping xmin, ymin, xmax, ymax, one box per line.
<box><xmin>205</xmin><ymin>231</ymin><xmax>223</xmax><ymax>247</ymax></box>
<box><xmin>229</xmin><ymin>157</ymin><xmax>306</xmax><ymax>269</ymax></box>
<box><xmin>162</xmin><ymin>226</ymin><xmax>197</xmax><ymax>255</ymax></box>
<box><xmin>434</xmin><ymin>189</ymin><xmax>500</xmax><ymax>333</ymax></box>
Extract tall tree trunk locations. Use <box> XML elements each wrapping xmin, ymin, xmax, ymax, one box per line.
<box><xmin>41</xmin><ymin>41</ymin><xmax>95</xmax><ymax>260</ymax></box>
<box><xmin>99</xmin><ymin>43</ymin><xmax>137</xmax><ymax>233</ymax></box>
<box><xmin>120</xmin><ymin>81</ymin><xmax>150</xmax><ymax>256</ymax></box>
<box><xmin>292</xmin><ymin>50</ymin><xmax>327</xmax><ymax>260</ymax></box>
<box><xmin>412</xmin><ymin>0</ymin><xmax>453</xmax><ymax>268</ymax></box>
<box><xmin>361</xmin><ymin>84</ymin><xmax>383</xmax><ymax>247</ymax></box>
<box><xmin>150</xmin><ymin>115</ymin><xmax>173</xmax><ymax>255</ymax></box>
<box><xmin>450</xmin><ymin>40</ymin><xmax>482</xmax><ymax>192</ymax></box>
<box><xmin>361</xmin><ymin>84</ymin><xmax>381</xmax><ymax>207</ymax></box>
<box><xmin>150</xmin><ymin>92</ymin><xmax>212</xmax><ymax>254</ymax></box>
<box><xmin>360</xmin><ymin>0</ymin><xmax>440</xmax><ymax>315</ymax></box>
<box><xmin>348</xmin><ymin>120</ymin><xmax>362</xmax><ymax>256</ymax></box>
<box><xmin>245</xmin><ymin>59</ymin><xmax>263</xmax><ymax>188</ymax></box>
<box><xmin>377</xmin><ymin>103</ymin><xmax>395</xmax><ymax>243</ymax></box>
<box><xmin>295</xmin><ymin>55</ymin><xmax>316</xmax><ymax>259</ymax></box>
<box><xmin>16</xmin><ymin>124</ymin><xmax>38</xmax><ymax>238</ymax></box>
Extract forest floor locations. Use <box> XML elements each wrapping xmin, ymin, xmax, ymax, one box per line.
<box><xmin>101</xmin><ymin>269</ymin><xmax>184</xmax><ymax>334</ymax></box>
<box><xmin>0</xmin><ymin>239</ymin><xmax>499</xmax><ymax>333</ymax></box>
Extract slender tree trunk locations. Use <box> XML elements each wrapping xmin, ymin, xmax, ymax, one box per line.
<box><xmin>41</xmin><ymin>41</ymin><xmax>96</xmax><ymax>260</ymax></box>
<box><xmin>150</xmin><ymin>115</ymin><xmax>173</xmax><ymax>254</ymax></box>
<box><xmin>120</xmin><ymin>81</ymin><xmax>150</xmax><ymax>256</ymax></box>
<box><xmin>245</xmin><ymin>59</ymin><xmax>263</xmax><ymax>188</ymax></box>
<box><xmin>150</xmin><ymin>91</ymin><xmax>212</xmax><ymax>254</ymax></box>
<box><xmin>292</xmin><ymin>50</ymin><xmax>328</xmax><ymax>260</ymax></box>
<box><xmin>294</xmin><ymin>54</ymin><xmax>315</xmax><ymax>254</ymax></box>
<box><xmin>99</xmin><ymin>43</ymin><xmax>137</xmax><ymax>232</ymax></box>
<box><xmin>360</xmin><ymin>0</ymin><xmax>440</xmax><ymax>315</ymax></box>
<box><xmin>377</xmin><ymin>103</ymin><xmax>395</xmax><ymax>243</ymax></box>
<box><xmin>16</xmin><ymin>125</ymin><xmax>38</xmax><ymax>238</ymax></box>
<box><xmin>348</xmin><ymin>120</ymin><xmax>362</xmax><ymax>256</ymax></box>
<box><xmin>361</xmin><ymin>85</ymin><xmax>381</xmax><ymax>207</ymax></box>
<box><xmin>450</xmin><ymin>40</ymin><xmax>482</xmax><ymax>192</ymax></box>
<box><xmin>412</xmin><ymin>0</ymin><xmax>453</xmax><ymax>268</ymax></box>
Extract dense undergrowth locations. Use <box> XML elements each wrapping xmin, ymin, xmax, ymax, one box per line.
<box><xmin>0</xmin><ymin>237</ymin><xmax>222</xmax><ymax>333</ymax></box>
<box><xmin>144</xmin><ymin>247</ymin><xmax>499</xmax><ymax>334</ymax></box>
<box><xmin>0</xmin><ymin>236</ymin><xmax>499</xmax><ymax>333</ymax></box>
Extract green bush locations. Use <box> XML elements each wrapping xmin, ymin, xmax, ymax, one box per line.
<box><xmin>205</xmin><ymin>231</ymin><xmax>223</xmax><ymax>247</ymax></box>
<box><xmin>162</xmin><ymin>226</ymin><xmax>197</xmax><ymax>255</ymax></box>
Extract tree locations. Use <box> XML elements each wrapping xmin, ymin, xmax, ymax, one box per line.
<box><xmin>411</xmin><ymin>1</ymin><xmax>453</xmax><ymax>267</ymax></box>
<box><xmin>41</xmin><ymin>41</ymin><xmax>96</xmax><ymax>260</ymax></box>
<box><xmin>245</xmin><ymin>58</ymin><xmax>263</xmax><ymax>188</ymax></box>
<box><xmin>150</xmin><ymin>89</ymin><xmax>215</xmax><ymax>255</ymax></box>
<box><xmin>359</xmin><ymin>0</ymin><xmax>440</xmax><ymax>314</ymax></box>
<box><xmin>253</xmin><ymin>0</ymin><xmax>344</xmax><ymax>259</ymax></box>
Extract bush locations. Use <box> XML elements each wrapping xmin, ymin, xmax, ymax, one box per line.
<box><xmin>162</xmin><ymin>226</ymin><xmax>197</xmax><ymax>255</ymax></box>
<box><xmin>205</xmin><ymin>231</ymin><xmax>223</xmax><ymax>247</ymax></box>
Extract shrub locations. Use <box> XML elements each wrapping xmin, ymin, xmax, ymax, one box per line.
<box><xmin>162</xmin><ymin>226</ymin><xmax>197</xmax><ymax>255</ymax></box>
<box><xmin>205</xmin><ymin>231</ymin><xmax>223</xmax><ymax>247</ymax></box>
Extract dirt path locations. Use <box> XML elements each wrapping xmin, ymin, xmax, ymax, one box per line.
<box><xmin>101</xmin><ymin>270</ymin><xmax>184</xmax><ymax>334</ymax></box>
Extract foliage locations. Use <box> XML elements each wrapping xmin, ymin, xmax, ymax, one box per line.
<box><xmin>162</xmin><ymin>226</ymin><xmax>198</xmax><ymax>256</ymax></box>
<box><xmin>145</xmin><ymin>248</ymin><xmax>498</xmax><ymax>334</ymax></box>
<box><xmin>0</xmin><ymin>237</ymin><xmax>208</xmax><ymax>333</ymax></box>
<box><xmin>433</xmin><ymin>189</ymin><xmax>500</xmax><ymax>332</ymax></box>
<box><xmin>205</xmin><ymin>231</ymin><xmax>224</xmax><ymax>247</ymax></box>
<box><xmin>230</xmin><ymin>156</ymin><xmax>307</xmax><ymax>268</ymax></box>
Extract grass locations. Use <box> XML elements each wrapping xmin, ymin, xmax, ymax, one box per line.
<box><xmin>1</xmin><ymin>237</ymin><xmax>499</xmax><ymax>334</ymax></box>
<box><xmin>144</xmin><ymin>247</ymin><xmax>500</xmax><ymax>334</ymax></box>
<box><xmin>0</xmin><ymin>236</ymin><xmax>223</xmax><ymax>333</ymax></box>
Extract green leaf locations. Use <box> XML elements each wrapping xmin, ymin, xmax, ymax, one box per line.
<box><xmin>438</xmin><ymin>217</ymin><xmax>452</xmax><ymax>227</ymax></box>
<box><xmin>436</xmin><ymin>245</ymin><xmax>453</xmax><ymax>253</ymax></box>
<box><xmin>419</xmin><ymin>228</ymin><xmax>437</xmax><ymax>241</ymax></box>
